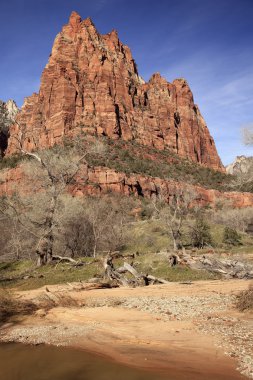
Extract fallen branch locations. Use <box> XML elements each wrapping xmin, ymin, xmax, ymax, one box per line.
<box><xmin>176</xmin><ymin>251</ymin><xmax>253</xmax><ymax>279</ymax></box>
<box><xmin>146</xmin><ymin>275</ymin><xmax>169</xmax><ymax>285</ymax></box>
<box><xmin>103</xmin><ymin>252</ymin><xmax>169</xmax><ymax>287</ymax></box>
<box><xmin>52</xmin><ymin>255</ymin><xmax>78</xmax><ymax>264</ymax></box>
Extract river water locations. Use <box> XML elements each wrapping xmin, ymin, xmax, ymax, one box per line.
<box><xmin>0</xmin><ymin>343</ymin><xmax>170</xmax><ymax>380</ymax></box>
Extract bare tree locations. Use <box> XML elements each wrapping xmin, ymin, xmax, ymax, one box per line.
<box><xmin>211</xmin><ymin>205</ymin><xmax>253</xmax><ymax>233</ymax></box>
<box><xmin>0</xmin><ymin>212</ymin><xmax>13</xmax><ymax>261</ymax></box>
<box><xmin>42</xmin><ymin>194</ymin><xmax>134</xmax><ymax>259</ymax></box>
<box><xmin>54</xmin><ymin>196</ymin><xmax>95</xmax><ymax>258</ymax></box>
<box><xmin>24</xmin><ymin>154</ymin><xmax>88</xmax><ymax>265</ymax></box>
<box><xmin>1</xmin><ymin>115</ymin><xmax>105</xmax><ymax>265</ymax></box>
<box><xmin>84</xmin><ymin>196</ymin><xmax>131</xmax><ymax>257</ymax></box>
<box><xmin>153</xmin><ymin>186</ymin><xmax>197</xmax><ymax>251</ymax></box>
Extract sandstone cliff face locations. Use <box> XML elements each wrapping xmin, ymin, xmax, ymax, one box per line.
<box><xmin>1</xmin><ymin>164</ymin><xmax>252</xmax><ymax>208</ymax></box>
<box><xmin>7</xmin><ymin>12</ymin><xmax>223</xmax><ymax>171</ymax></box>
<box><xmin>0</xmin><ymin>99</ymin><xmax>18</xmax><ymax>157</ymax></box>
<box><xmin>5</xmin><ymin>100</ymin><xmax>19</xmax><ymax>121</ymax></box>
<box><xmin>226</xmin><ymin>155</ymin><xmax>253</xmax><ymax>176</ymax></box>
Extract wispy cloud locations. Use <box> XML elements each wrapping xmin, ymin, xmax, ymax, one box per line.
<box><xmin>204</xmin><ymin>71</ymin><xmax>253</xmax><ymax>108</ymax></box>
<box><xmin>157</xmin><ymin>46</ymin><xmax>253</xmax><ymax>165</ymax></box>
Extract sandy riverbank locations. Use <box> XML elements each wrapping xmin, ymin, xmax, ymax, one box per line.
<box><xmin>1</xmin><ymin>280</ymin><xmax>252</xmax><ymax>380</ymax></box>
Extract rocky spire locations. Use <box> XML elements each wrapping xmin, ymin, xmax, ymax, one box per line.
<box><xmin>7</xmin><ymin>12</ymin><xmax>223</xmax><ymax>170</ymax></box>
<box><xmin>69</xmin><ymin>11</ymin><xmax>82</xmax><ymax>28</ymax></box>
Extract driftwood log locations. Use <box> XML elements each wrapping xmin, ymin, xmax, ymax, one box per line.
<box><xmin>103</xmin><ymin>252</ymin><xmax>169</xmax><ymax>287</ymax></box>
<box><xmin>169</xmin><ymin>251</ymin><xmax>253</xmax><ymax>279</ymax></box>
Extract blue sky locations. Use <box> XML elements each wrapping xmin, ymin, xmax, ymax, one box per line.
<box><xmin>0</xmin><ymin>0</ymin><xmax>252</xmax><ymax>165</ymax></box>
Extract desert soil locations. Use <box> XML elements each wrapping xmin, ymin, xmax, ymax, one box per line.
<box><xmin>1</xmin><ymin>279</ymin><xmax>253</xmax><ymax>380</ymax></box>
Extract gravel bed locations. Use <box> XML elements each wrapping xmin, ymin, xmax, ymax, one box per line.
<box><xmin>198</xmin><ymin>316</ymin><xmax>253</xmax><ymax>379</ymax></box>
<box><xmin>83</xmin><ymin>294</ymin><xmax>233</xmax><ymax>320</ymax></box>
<box><xmin>120</xmin><ymin>294</ymin><xmax>233</xmax><ymax>320</ymax></box>
<box><xmin>83</xmin><ymin>294</ymin><xmax>253</xmax><ymax>379</ymax></box>
<box><xmin>0</xmin><ymin>292</ymin><xmax>252</xmax><ymax>379</ymax></box>
<box><xmin>0</xmin><ymin>324</ymin><xmax>95</xmax><ymax>347</ymax></box>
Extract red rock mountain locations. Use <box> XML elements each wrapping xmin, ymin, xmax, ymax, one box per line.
<box><xmin>8</xmin><ymin>11</ymin><xmax>223</xmax><ymax>171</ymax></box>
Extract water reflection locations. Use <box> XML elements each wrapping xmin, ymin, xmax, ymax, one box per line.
<box><xmin>0</xmin><ymin>343</ymin><xmax>169</xmax><ymax>380</ymax></box>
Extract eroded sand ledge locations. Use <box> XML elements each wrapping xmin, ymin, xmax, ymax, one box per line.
<box><xmin>1</xmin><ymin>280</ymin><xmax>252</xmax><ymax>380</ymax></box>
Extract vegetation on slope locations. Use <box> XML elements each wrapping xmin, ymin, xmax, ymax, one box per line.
<box><xmin>0</xmin><ymin>133</ymin><xmax>252</xmax><ymax>291</ymax></box>
<box><xmin>1</xmin><ymin>213</ymin><xmax>252</xmax><ymax>290</ymax></box>
<box><xmin>81</xmin><ymin>137</ymin><xmax>234</xmax><ymax>192</ymax></box>
<box><xmin>0</xmin><ymin>154</ymin><xmax>27</xmax><ymax>170</ymax></box>
<box><xmin>0</xmin><ymin>135</ymin><xmax>236</xmax><ymax>191</ymax></box>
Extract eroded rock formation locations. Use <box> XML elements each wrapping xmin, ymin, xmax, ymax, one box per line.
<box><xmin>1</xmin><ymin>164</ymin><xmax>253</xmax><ymax>208</ymax></box>
<box><xmin>7</xmin><ymin>11</ymin><xmax>223</xmax><ymax>170</ymax></box>
<box><xmin>226</xmin><ymin>155</ymin><xmax>253</xmax><ymax>176</ymax></box>
<box><xmin>0</xmin><ymin>99</ymin><xmax>18</xmax><ymax>157</ymax></box>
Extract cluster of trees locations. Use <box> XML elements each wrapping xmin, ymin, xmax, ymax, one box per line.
<box><xmin>152</xmin><ymin>188</ymin><xmax>247</xmax><ymax>251</ymax></box>
<box><xmin>0</xmin><ymin>136</ymin><xmax>137</xmax><ymax>265</ymax></box>
<box><xmin>1</xmin><ymin>178</ymin><xmax>249</xmax><ymax>267</ymax></box>
<box><xmin>0</xmin><ymin>159</ymin><xmax>251</xmax><ymax>266</ymax></box>
<box><xmin>0</xmin><ymin>192</ymin><xmax>134</xmax><ymax>263</ymax></box>
<box><xmin>0</xmin><ymin>111</ymin><xmax>252</xmax><ymax>267</ymax></box>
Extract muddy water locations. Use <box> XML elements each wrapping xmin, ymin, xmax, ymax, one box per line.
<box><xmin>0</xmin><ymin>343</ymin><xmax>244</xmax><ymax>380</ymax></box>
<box><xmin>0</xmin><ymin>343</ymin><xmax>171</xmax><ymax>380</ymax></box>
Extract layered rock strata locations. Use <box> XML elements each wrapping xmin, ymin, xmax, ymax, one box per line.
<box><xmin>7</xmin><ymin>12</ymin><xmax>223</xmax><ymax>171</ymax></box>
<box><xmin>1</xmin><ymin>164</ymin><xmax>252</xmax><ymax>208</ymax></box>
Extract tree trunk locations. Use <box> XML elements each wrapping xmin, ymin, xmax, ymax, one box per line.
<box><xmin>36</xmin><ymin>253</ymin><xmax>45</xmax><ymax>267</ymax></box>
<box><xmin>37</xmin><ymin>188</ymin><xmax>57</xmax><ymax>265</ymax></box>
<box><xmin>172</xmin><ymin>230</ymin><xmax>182</xmax><ymax>251</ymax></box>
<box><xmin>93</xmin><ymin>240</ymin><xmax>97</xmax><ymax>258</ymax></box>
<box><xmin>45</xmin><ymin>233</ymin><xmax>54</xmax><ymax>263</ymax></box>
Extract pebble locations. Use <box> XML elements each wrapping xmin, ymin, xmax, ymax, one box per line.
<box><xmin>0</xmin><ymin>292</ymin><xmax>252</xmax><ymax>379</ymax></box>
<box><xmin>82</xmin><ymin>294</ymin><xmax>253</xmax><ymax>379</ymax></box>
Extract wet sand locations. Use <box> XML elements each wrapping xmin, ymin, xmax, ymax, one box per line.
<box><xmin>1</xmin><ymin>279</ymin><xmax>252</xmax><ymax>379</ymax></box>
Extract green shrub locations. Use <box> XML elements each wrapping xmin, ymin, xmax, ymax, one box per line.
<box><xmin>83</xmin><ymin>137</ymin><xmax>234</xmax><ymax>191</ymax></box>
<box><xmin>1</xmin><ymin>136</ymin><xmax>236</xmax><ymax>192</ymax></box>
<box><xmin>191</xmin><ymin>217</ymin><xmax>213</xmax><ymax>248</ymax></box>
<box><xmin>236</xmin><ymin>285</ymin><xmax>253</xmax><ymax>311</ymax></box>
<box><xmin>0</xmin><ymin>154</ymin><xmax>24</xmax><ymax>170</ymax></box>
<box><xmin>223</xmin><ymin>227</ymin><xmax>242</xmax><ymax>246</ymax></box>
